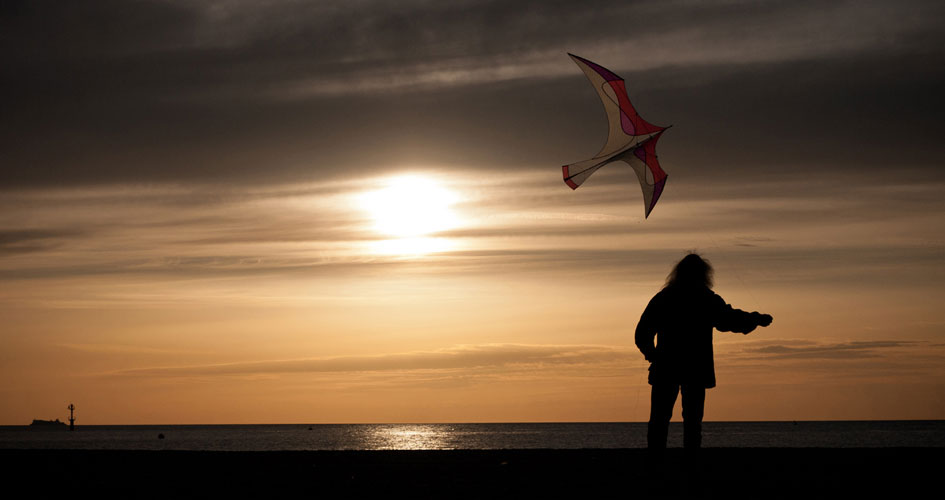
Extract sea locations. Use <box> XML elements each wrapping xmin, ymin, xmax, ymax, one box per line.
<box><xmin>2</xmin><ymin>421</ymin><xmax>944</xmax><ymax>451</ymax></box>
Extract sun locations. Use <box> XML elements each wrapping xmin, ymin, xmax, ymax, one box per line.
<box><xmin>358</xmin><ymin>175</ymin><xmax>460</xmax><ymax>253</ymax></box>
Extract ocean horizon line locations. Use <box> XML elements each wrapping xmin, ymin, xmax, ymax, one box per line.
<box><xmin>7</xmin><ymin>418</ymin><xmax>944</xmax><ymax>427</ymax></box>
<box><xmin>6</xmin><ymin>421</ymin><xmax>944</xmax><ymax>450</ymax></box>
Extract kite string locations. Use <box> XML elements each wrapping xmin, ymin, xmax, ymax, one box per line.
<box><xmin>679</xmin><ymin>195</ymin><xmax>766</xmax><ymax>313</ymax></box>
<box><xmin>675</xmin><ymin>194</ymin><xmax>794</xmax><ymax>426</ymax></box>
<box><xmin>678</xmin><ymin>191</ymin><xmax>800</xmax><ymax>426</ymax></box>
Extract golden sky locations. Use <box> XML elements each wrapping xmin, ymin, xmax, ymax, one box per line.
<box><xmin>2</xmin><ymin>166</ymin><xmax>944</xmax><ymax>424</ymax></box>
<box><xmin>2</xmin><ymin>0</ymin><xmax>944</xmax><ymax>424</ymax></box>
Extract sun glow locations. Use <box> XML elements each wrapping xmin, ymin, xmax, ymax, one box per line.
<box><xmin>359</xmin><ymin>175</ymin><xmax>461</xmax><ymax>254</ymax></box>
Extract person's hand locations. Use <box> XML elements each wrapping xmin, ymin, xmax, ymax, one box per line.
<box><xmin>750</xmin><ymin>311</ymin><xmax>773</xmax><ymax>328</ymax></box>
<box><xmin>758</xmin><ymin>314</ymin><xmax>773</xmax><ymax>327</ymax></box>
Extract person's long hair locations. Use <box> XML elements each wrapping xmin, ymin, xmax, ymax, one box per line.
<box><xmin>665</xmin><ymin>253</ymin><xmax>713</xmax><ymax>289</ymax></box>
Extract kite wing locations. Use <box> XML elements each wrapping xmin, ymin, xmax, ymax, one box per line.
<box><xmin>562</xmin><ymin>53</ymin><xmax>668</xmax><ymax>218</ymax></box>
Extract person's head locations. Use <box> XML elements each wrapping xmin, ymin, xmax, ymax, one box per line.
<box><xmin>665</xmin><ymin>253</ymin><xmax>713</xmax><ymax>289</ymax></box>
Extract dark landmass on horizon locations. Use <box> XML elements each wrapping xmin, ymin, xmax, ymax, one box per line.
<box><xmin>2</xmin><ymin>448</ymin><xmax>941</xmax><ymax>498</ymax></box>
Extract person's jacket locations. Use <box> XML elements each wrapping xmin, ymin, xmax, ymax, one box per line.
<box><xmin>635</xmin><ymin>284</ymin><xmax>763</xmax><ymax>388</ymax></box>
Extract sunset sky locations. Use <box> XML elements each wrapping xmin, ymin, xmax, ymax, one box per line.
<box><xmin>2</xmin><ymin>0</ymin><xmax>944</xmax><ymax>424</ymax></box>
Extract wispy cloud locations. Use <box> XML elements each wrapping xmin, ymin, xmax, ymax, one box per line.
<box><xmin>2</xmin><ymin>169</ymin><xmax>943</xmax><ymax>304</ymax></box>
<box><xmin>714</xmin><ymin>339</ymin><xmax>945</xmax><ymax>380</ymax></box>
<box><xmin>108</xmin><ymin>343</ymin><xmax>635</xmax><ymax>378</ymax></box>
<box><xmin>57</xmin><ymin>343</ymin><xmax>183</xmax><ymax>355</ymax></box>
<box><xmin>739</xmin><ymin>340</ymin><xmax>920</xmax><ymax>360</ymax></box>
<box><xmin>0</xmin><ymin>229</ymin><xmax>85</xmax><ymax>255</ymax></box>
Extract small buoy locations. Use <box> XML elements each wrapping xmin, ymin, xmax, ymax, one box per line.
<box><xmin>158</xmin><ymin>433</ymin><xmax>165</xmax><ymax>439</ymax></box>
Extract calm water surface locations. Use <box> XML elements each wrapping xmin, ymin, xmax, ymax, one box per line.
<box><xmin>2</xmin><ymin>421</ymin><xmax>943</xmax><ymax>451</ymax></box>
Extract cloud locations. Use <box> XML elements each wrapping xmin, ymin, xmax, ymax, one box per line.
<box><xmin>0</xmin><ymin>229</ymin><xmax>85</xmax><ymax>255</ymax></box>
<box><xmin>740</xmin><ymin>340</ymin><xmax>920</xmax><ymax>360</ymax></box>
<box><xmin>1</xmin><ymin>171</ymin><xmax>943</xmax><ymax>291</ymax></box>
<box><xmin>109</xmin><ymin>343</ymin><xmax>635</xmax><ymax>378</ymax></box>
<box><xmin>713</xmin><ymin>338</ymin><xmax>945</xmax><ymax>387</ymax></box>
<box><xmin>2</xmin><ymin>1</ymin><xmax>943</xmax><ymax>186</ymax></box>
<box><xmin>10</xmin><ymin>1</ymin><xmax>940</xmax><ymax>93</ymax></box>
<box><xmin>56</xmin><ymin>343</ymin><xmax>182</xmax><ymax>355</ymax></box>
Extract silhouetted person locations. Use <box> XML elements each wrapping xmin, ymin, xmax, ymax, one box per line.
<box><xmin>636</xmin><ymin>253</ymin><xmax>772</xmax><ymax>452</ymax></box>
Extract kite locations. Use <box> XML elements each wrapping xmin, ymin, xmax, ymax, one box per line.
<box><xmin>562</xmin><ymin>53</ymin><xmax>669</xmax><ymax>218</ymax></box>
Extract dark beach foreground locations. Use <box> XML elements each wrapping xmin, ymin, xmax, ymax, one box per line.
<box><xmin>3</xmin><ymin>448</ymin><xmax>941</xmax><ymax>498</ymax></box>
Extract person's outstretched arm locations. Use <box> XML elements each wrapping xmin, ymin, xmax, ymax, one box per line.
<box><xmin>713</xmin><ymin>294</ymin><xmax>773</xmax><ymax>334</ymax></box>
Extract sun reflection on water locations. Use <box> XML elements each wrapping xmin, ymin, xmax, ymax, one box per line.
<box><xmin>361</xmin><ymin>424</ymin><xmax>455</xmax><ymax>450</ymax></box>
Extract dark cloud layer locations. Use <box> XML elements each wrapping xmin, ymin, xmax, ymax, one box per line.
<box><xmin>2</xmin><ymin>1</ymin><xmax>943</xmax><ymax>186</ymax></box>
